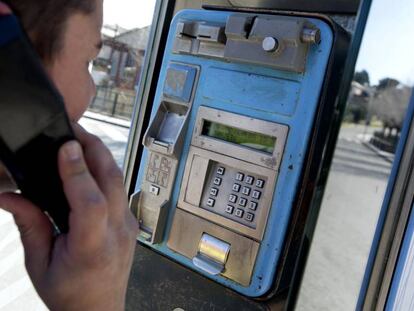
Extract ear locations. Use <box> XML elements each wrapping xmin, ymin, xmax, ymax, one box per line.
<box><xmin>0</xmin><ymin>1</ymin><xmax>12</xmax><ymax>15</ymax></box>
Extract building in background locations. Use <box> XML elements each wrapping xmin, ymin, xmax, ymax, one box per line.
<box><xmin>90</xmin><ymin>25</ymin><xmax>150</xmax><ymax>120</ymax></box>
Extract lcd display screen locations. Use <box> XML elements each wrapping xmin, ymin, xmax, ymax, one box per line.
<box><xmin>201</xmin><ymin>121</ymin><xmax>276</xmax><ymax>154</ymax></box>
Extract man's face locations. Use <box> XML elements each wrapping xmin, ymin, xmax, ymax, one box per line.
<box><xmin>45</xmin><ymin>0</ymin><xmax>104</xmax><ymax>122</ymax></box>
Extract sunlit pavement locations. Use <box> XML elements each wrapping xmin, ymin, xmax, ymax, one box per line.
<box><xmin>296</xmin><ymin>125</ymin><xmax>393</xmax><ymax>311</ymax></box>
<box><xmin>79</xmin><ymin>116</ymin><xmax>131</xmax><ymax>169</ymax></box>
<box><xmin>0</xmin><ymin>117</ymin><xmax>130</xmax><ymax>311</ymax></box>
<box><xmin>0</xmin><ymin>210</ymin><xmax>48</xmax><ymax>311</ymax></box>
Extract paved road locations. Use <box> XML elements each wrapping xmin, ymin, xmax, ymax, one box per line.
<box><xmin>296</xmin><ymin>124</ymin><xmax>393</xmax><ymax>311</ymax></box>
<box><xmin>0</xmin><ymin>117</ymin><xmax>130</xmax><ymax>311</ymax></box>
<box><xmin>0</xmin><ymin>121</ymin><xmax>394</xmax><ymax>310</ymax></box>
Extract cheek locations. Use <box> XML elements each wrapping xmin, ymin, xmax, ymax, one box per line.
<box><xmin>48</xmin><ymin>62</ymin><xmax>96</xmax><ymax>121</ymax></box>
<box><xmin>66</xmin><ymin>73</ymin><xmax>96</xmax><ymax>121</ymax></box>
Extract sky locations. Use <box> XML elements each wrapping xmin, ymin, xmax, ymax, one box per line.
<box><xmin>355</xmin><ymin>0</ymin><xmax>414</xmax><ymax>86</ymax></box>
<box><xmin>103</xmin><ymin>0</ymin><xmax>157</xmax><ymax>29</ymax></box>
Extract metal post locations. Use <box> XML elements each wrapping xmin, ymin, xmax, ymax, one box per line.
<box><xmin>112</xmin><ymin>93</ymin><xmax>119</xmax><ymax>117</ymax></box>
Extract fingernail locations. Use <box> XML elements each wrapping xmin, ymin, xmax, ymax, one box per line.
<box><xmin>63</xmin><ymin>141</ymin><xmax>82</xmax><ymax>162</ymax></box>
<box><xmin>0</xmin><ymin>2</ymin><xmax>12</xmax><ymax>15</ymax></box>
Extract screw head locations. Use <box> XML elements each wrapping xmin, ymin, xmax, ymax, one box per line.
<box><xmin>262</xmin><ymin>37</ymin><xmax>279</xmax><ymax>53</ymax></box>
<box><xmin>301</xmin><ymin>28</ymin><xmax>321</xmax><ymax>44</ymax></box>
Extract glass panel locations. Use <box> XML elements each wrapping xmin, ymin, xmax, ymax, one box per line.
<box><xmin>296</xmin><ymin>0</ymin><xmax>414</xmax><ymax>309</ymax></box>
<box><xmin>80</xmin><ymin>0</ymin><xmax>157</xmax><ymax>168</ymax></box>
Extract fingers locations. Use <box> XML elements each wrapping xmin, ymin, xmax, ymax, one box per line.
<box><xmin>73</xmin><ymin>125</ymin><xmax>129</xmax><ymax>224</ymax></box>
<box><xmin>0</xmin><ymin>193</ymin><xmax>52</xmax><ymax>282</ymax></box>
<box><xmin>58</xmin><ymin>140</ymin><xmax>108</xmax><ymax>252</ymax></box>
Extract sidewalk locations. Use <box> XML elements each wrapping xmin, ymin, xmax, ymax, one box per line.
<box><xmin>357</xmin><ymin>133</ymin><xmax>395</xmax><ymax>163</ymax></box>
<box><xmin>84</xmin><ymin>111</ymin><xmax>131</xmax><ymax>129</ymax></box>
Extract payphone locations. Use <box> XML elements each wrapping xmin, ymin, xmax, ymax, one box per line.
<box><xmin>130</xmin><ymin>8</ymin><xmax>349</xmax><ymax>299</ymax></box>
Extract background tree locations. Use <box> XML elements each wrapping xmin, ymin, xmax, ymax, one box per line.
<box><xmin>371</xmin><ymin>83</ymin><xmax>410</xmax><ymax>131</ymax></box>
<box><xmin>354</xmin><ymin>70</ymin><xmax>370</xmax><ymax>86</ymax></box>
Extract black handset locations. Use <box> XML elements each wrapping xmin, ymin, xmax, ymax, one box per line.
<box><xmin>0</xmin><ymin>14</ymin><xmax>75</xmax><ymax>233</ymax></box>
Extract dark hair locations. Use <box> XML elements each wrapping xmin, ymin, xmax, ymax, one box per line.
<box><xmin>4</xmin><ymin>0</ymin><xmax>96</xmax><ymax>61</ymax></box>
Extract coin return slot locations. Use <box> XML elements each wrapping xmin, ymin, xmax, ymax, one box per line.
<box><xmin>192</xmin><ymin>234</ymin><xmax>231</xmax><ymax>275</ymax></box>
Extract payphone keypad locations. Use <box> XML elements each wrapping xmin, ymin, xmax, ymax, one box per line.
<box><xmin>200</xmin><ymin>162</ymin><xmax>267</xmax><ymax>228</ymax></box>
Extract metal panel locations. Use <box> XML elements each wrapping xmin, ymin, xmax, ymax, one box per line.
<box><xmin>201</xmin><ymin>67</ymin><xmax>301</xmax><ymax>117</ymax></box>
<box><xmin>191</xmin><ymin>106</ymin><xmax>289</xmax><ymax>171</ymax></box>
<box><xmin>178</xmin><ymin>146</ymin><xmax>278</xmax><ymax>241</ymax></box>
<box><xmin>132</xmin><ymin>9</ymin><xmax>334</xmax><ymax>297</ymax></box>
<box><xmin>202</xmin><ymin>0</ymin><xmax>361</xmax><ymax>14</ymax></box>
<box><xmin>167</xmin><ymin>209</ymin><xmax>260</xmax><ymax>286</ymax></box>
<box><xmin>386</xmin><ymin>202</ymin><xmax>414</xmax><ymax>311</ymax></box>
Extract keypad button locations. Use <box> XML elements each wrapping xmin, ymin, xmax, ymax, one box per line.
<box><xmin>241</xmin><ymin>187</ymin><xmax>251</xmax><ymax>196</ymax></box>
<box><xmin>249</xmin><ymin>201</ymin><xmax>258</xmax><ymax>211</ymax></box>
<box><xmin>207</xmin><ymin>198</ymin><xmax>215</xmax><ymax>207</ymax></box>
<box><xmin>225</xmin><ymin>205</ymin><xmax>234</xmax><ymax>214</ymax></box>
<box><xmin>213</xmin><ymin>177</ymin><xmax>222</xmax><ymax>186</ymax></box>
<box><xmin>256</xmin><ymin>179</ymin><xmax>265</xmax><ymax>189</ymax></box>
<box><xmin>252</xmin><ymin>190</ymin><xmax>262</xmax><ymax>200</ymax></box>
<box><xmin>149</xmin><ymin>185</ymin><xmax>160</xmax><ymax>196</ymax></box>
<box><xmin>246</xmin><ymin>213</ymin><xmax>254</xmax><ymax>222</ymax></box>
<box><xmin>210</xmin><ymin>188</ymin><xmax>218</xmax><ymax>197</ymax></box>
<box><xmin>232</xmin><ymin>184</ymin><xmax>241</xmax><ymax>192</ymax></box>
<box><xmin>245</xmin><ymin>176</ymin><xmax>254</xmax><ymax>185</ymax></box>
<box><xmin>235</xmin><ymin>173</ymin><xmax>245</xmax><ymax>181</ymax></box>
<box><xmin>238</xmin><ymin>198</ymin><xmax>247</xmax><ymax>207</ymax></box>
<box><xmin>235</xmin><ymin>209</ymin><xmax>244</xmax><ymax>218</ymax></box>
<box><xmin>217</xmin><ymin>167</ymin><xmax>225</xmax><ymax>175</ymax></box>
<box><xmin>229</xmin><ymin>194</ymin><xmax>238</xmax><ymax>203</ymax></box>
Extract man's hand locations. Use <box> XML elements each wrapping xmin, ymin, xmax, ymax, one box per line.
<box><xmin>0</xmin><ymin>124</ymin><xmax>138</xmax><ymax>311</ymax></box>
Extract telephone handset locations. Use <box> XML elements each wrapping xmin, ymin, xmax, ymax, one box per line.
<box><xmin>0</xmin><ymin>14</ymin><xmax>75</xmax><ymax>233</ymax></box>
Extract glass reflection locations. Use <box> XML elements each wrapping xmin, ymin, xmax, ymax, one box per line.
<box><xmin>296</xmin><ymin>0</ymin><xmax>414</xmax><ymax>309</ymax></box>
<box><xmin>79</xmin><ymin>0</ymin><xmax>157</xmax><ymax>168</ymax></box>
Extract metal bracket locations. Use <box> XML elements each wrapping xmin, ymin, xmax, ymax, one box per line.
<box><xmin>192</xmin><ymin>234</ymin><xmax>231</xmax><ymax>275</ymax></box>
<box><xmin>130</xmin><ymin>190</ymin><xmax>169</xmax><ymax>244</ymax></box>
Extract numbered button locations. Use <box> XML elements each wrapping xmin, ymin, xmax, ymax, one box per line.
<box><xmin>149</xmin><ymin>185</ymin><xmax>160</xmax><ymax>196</ymax></box>
<box><xmin>238</xmin><ymin>198</ymin><xmax>247</xmax><ymax>207</ymax></box>
<box><xmin>232</xmin><ymin>184</ymin><xmax>241</xmax><ymax>192</ymax></box>
<box><xmin>245</xmin><ymin>176</ymin><xmax>254</xmax><ymax>185</ymax></box>
<box><xmin>235</xmin><ymin>209</ymin><xmax>244</xmax><ymax>218</ymax></box>
<box><xmin>217</xmin><ymin>167</ymin><xmax>225</xmax><ymax>175</ymax></box>
<box><xmin>256</xmin><ymin>179</ymin><xmax>265</xmax><ymax>189</ymax></box>
<box><xmin>235</xmin><ymin>173</ymin><xmax>245</xmax><ymax>181</ymax></box>
<box><xmin>225</xmin><ymin>205</ymin><xmax>234</xmax><ymax>214</ymax></box>
<box><xmin>246</xmin><ymin>213</ymin><xmax>255</xmax><ymax>222</ymax></box>
<box><xmin>241</xmin><ymin>187</ymin><xmax>251</xmax><ymax>196</ymax></box>
<box><xmin>229</xmin><ymin>194</ymin><xmax>238</xmax><ymax>203</ymax></box>
<box><xmin>252</xmin><ymin>190</ymin><xmax>262</xmax><ymax>200</ymax></box>
<box><xmin>213</xmin><ymin>177</ymin><xmax>222</xmax><ymax>186</ymax></box>
<box><xmin>249</xmin><ymin>201</ymin><xmax>258</xmax><ymax>211</ymax></box>
<box><xmin>210</xmin><ymin>188</ymin><xmax>218</xmax><ymax>197</ymax></box>
<box><xmin>207</xmin><ymin>198</ymin><xmax>215</xmax><ymax>207</ymax></box>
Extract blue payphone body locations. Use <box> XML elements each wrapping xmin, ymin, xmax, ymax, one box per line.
<box><xmin>132</xmin><ymin>9</ymin><xmax>335</xmax><ymax>297</ymax></box>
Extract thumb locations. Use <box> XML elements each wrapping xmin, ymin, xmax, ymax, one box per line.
<box><xmin>0</xmin><ymin>193</ymin><xmax>53</xmax><ymax>280</ymax></box>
